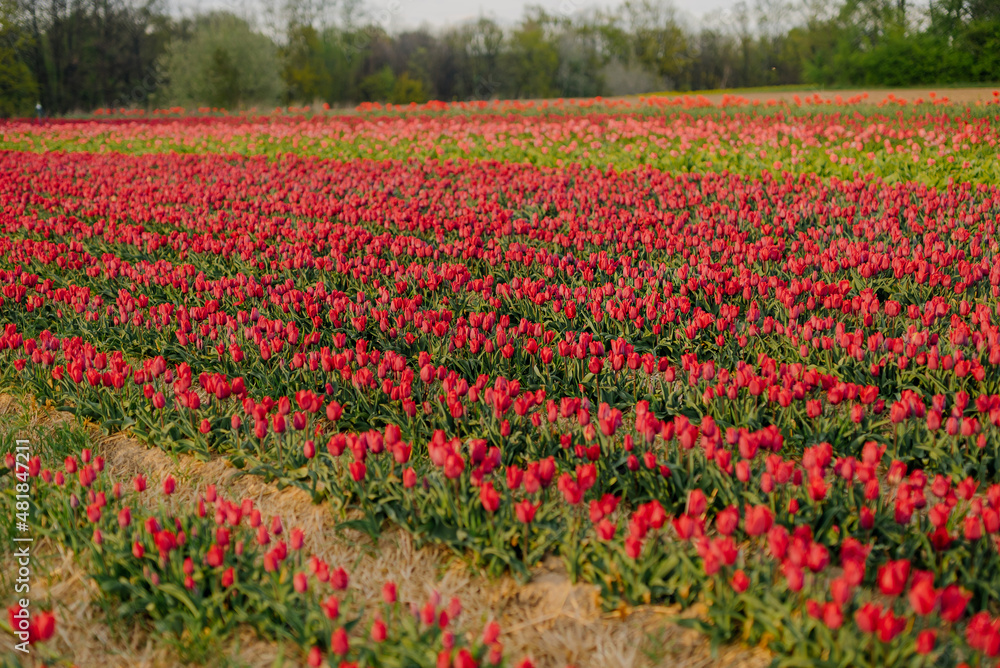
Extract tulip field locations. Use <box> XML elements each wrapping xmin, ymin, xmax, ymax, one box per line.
<box><xmin>3</xmin><ymin>97</ymin><xmax>1000</xmax><ymax>667</ymax></box>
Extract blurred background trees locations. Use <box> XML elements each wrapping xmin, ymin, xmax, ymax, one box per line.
<box><xmin>161</xmin><ymin>12</ymin><xmax>283</xmax><ymax>108</ymax></box>
<box><xmin>0</xmin><ymin>1</ymin><xmax>38</xmax><ymax>116</ymax></box>
<box><xmin>2</xmin><ymin>0</ymin><xmax>998</xmax><ymax>114</ymax></box>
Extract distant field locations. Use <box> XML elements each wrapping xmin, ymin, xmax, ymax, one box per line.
<box><xmin>648</xmin><ymin>85</ymin><xmax>1000</xmax><ymax>105</ymax></box>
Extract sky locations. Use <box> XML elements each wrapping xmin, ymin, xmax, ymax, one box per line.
<box><xmin>174</xmin><ymin>0</ymin><xmax>740</xmax><ymax>32</ymax></box>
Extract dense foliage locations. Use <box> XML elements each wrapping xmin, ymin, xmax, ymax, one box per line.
<box><xmin>2</xmin><ymin>0</ymin><xmax>999</xmax><ymax>115</ymax></box>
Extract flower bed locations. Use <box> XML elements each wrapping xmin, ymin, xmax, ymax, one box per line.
<box><xmin>2</xmin><ymin>104</ymin><xmax>1000</xmax><ymax>666</ymax></box>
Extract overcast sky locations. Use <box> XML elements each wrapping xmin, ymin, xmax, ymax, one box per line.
<box><xmin>173</xmin><ymin>0</ymin><xmax>740</xmax><ymax>32</ymax></box>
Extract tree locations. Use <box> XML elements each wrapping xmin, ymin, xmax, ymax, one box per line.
<box><xmin>554</xmin><ymin>18</ymin><xmax>606</xmax><ymax>98</ymax></box>
<box><xmin>26</xmin><ymin>0</ymin><xmax>170</xmax><ymax>114</ymax></box>
<box><xmin>0</xmin><ymin>1</ymin><xmax>38</xmax><ymax>117</ymax></box>
<box><xmin>466</xmin><ymin>18</ymin><xmax>506</xmax><ymax>98</ymax></box>
<box><xmin>390</xmin><ymin>71</ymin><xmax>426</xmax><ymax>103</ymax></box>
<box><xmin>283</xmin><ymin>23</ymin><xmax>330</xmax><ymax>104</ymax></box>
<box><xmin>623</xmin><ymin>0</ymin><xmax>689</xmax><ymax>88</ymax></box>
<box><xmin>358</xmin><ymin>63</ymin><xmax>394</xmax><ymax>100</ymax></box>
<box><xmin>160</xmin><ymin>12</ymin><xmax>283</xmax><ymax>109</ymax></box>
<box><xmin>505</xmin><ymin>10</ymin><xmax>560</xmax><ymax>98</ymax></box>
<box><xmin>688</xmin><ymin>28</ymin><xmax>737</xmax><ymax>90</ymax></box>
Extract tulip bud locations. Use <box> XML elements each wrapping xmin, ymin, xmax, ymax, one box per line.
<box><xmin>371</xmin><ymin>617</ymin><xmax>387</xmax><ymax>642</ymax></box>
<box><xmin>383</xmin><ymin>581</ymin><xmax>398</xmax><ymax>603</ymax></box>
<box><xmin>331</xmin><ymin>628</ymin><xmax>349</xmax><ymax>655</ymax></box>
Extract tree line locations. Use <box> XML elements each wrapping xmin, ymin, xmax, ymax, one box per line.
<box><xmin>1</xmin><ymin>0</ymin><xmax>998</xmax><ymax>116</ymax></box>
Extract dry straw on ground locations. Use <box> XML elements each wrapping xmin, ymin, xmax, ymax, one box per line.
<box><xmin>0</xmin><ymin>394</ymin><xmax>770</xmax><ymax>668</ymax></box>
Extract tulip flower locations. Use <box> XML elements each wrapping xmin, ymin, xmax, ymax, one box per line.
<box><xmin>915</xmin><ymin>630</ymin><xmax>936</xmax><ymax>655</ymax></box>
<box><xmin>854</xmin><ymin>603</ymin><xmax>882</xmax><ymax>634</ymax></box>
<box><xmin>515</xmin><ymin>500</ymin><xmax>539</xmax><ymax>524</ymax></box>
<box><xmin>731</xmin><ymin>570</ymin><xmax>750</xmax><ymax>593</ymax></box>
<box><xmin>34</xmin><ymin>610</ymin><xmax>56</xmax><ymax>643</ymax></box>
<box><xmin>939</xmin><ymin>585</ymin><xmax>971</xmax><ymax>622</ymax></box>
<box><xmin>331</xmin><ymin>627</ymin><xmax>349</xmax><ymax>655</ymax></box>
<box><xmin>480</xmin><ymin>482</ymin><xmax>500</xmax><ymax>513</ymax></box>
<box><xmin>877</xmin><ymin>559</ymin><xmax>910</xmax><ymax>596</ymax></box>
<box><xmin>744</xmin><ymin>504</ymin><xmax>774</xmax><ymax>536</ymax></box>
<box><xmin>908</xmin><ymin>574</ymin><xmax>937</xmax><ymax>615</ymax></box>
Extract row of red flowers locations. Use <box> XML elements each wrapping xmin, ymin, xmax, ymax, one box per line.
<box><xmin>3</xmin><ymin>119</ymin><xmax>1000</xmax><ymax>665</ymax></box>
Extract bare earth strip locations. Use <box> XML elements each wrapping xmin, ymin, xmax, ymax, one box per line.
<box><xmin>0</xmin><ymin>394</ymin><xmax>771</xmax><ymax>668</ymax></box>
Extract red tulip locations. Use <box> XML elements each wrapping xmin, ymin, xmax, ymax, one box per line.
<box><xmin>877</xmin><ymin>559</ymin><xmax>910</xmax><ymax>596</ymax></box>
<box><xmin>272</xmin><ymin>413</ymin><xmax>286</xmax><ymax>434</ymax></box>
<box><xmin>596</xmin><ymin>519</ymin><xmax>616</xmax><ymax>541</ymax></box>
<box><xmin>322</xmin><ymin>595</ymin><xmax>340</xmax><ymax>619</ymax></box>
<box><xmin>908</xmin><ymin>573</ymin><xmax>937</xmax><ymax>615</ymax></box>
<box><xmin>731</xmin><ymin>569</ymin><xmax>749</xmax><ymax>593</ymax></box>
<box><xmin>687</xmin><ymin>488</ymin><xmax>707</xmax><ymax>517</ymax></box>
<box><xmin>939</xmin><ymin>584</ymin><xmax>971</xmax><ymax>622</ymax></box>
<box><xmin>331</xmin><ymin>627</ymin><xmax>349</xmax><ymax>655</ymax></box>
<box><xmin>34</xmin><ymin>610</ymin><xmax>56</xmax><ymax>643</ymax></box>
<box><xmin>744</xmin><ymin>504</ymin><xmax>774</xmax><ymax>536</ymax></box>
<box><xmin>515</xmin><ymin>500</ymin><xmax>538</xmax><ymax>524</ymax></box>
<box><xmin>915</xmin><ymin>630</ymin><xmax>936</xmax><ymax>654</ymax></box>
<box><xmin>672</xmin><ymin>514</ymin><xmax>698</xmax><ymax>540</ymax></box>
<box><xmin>822</xmin><ymin>603</ymin><xmax>843</xmax><ymax>630</ymax></box>
<box><xmin>330</xmin><ymin>567</ymin><xmax>349</xmax><ymax>590</ymax></box>
<box><xmin>483</xmin><ymin>620</ymin><xmax>501</xmax><ymax>645</ymax></box>
<box><xmin>877</xmin><ymin>609</ymin><xmax>906</xmax><ymax>643</ymax></box>
<box><xmin>854</xmin><ymin>603</ymin><xmax>882</xmax><ymax>634</ymax></box>
<box><xmin>371</xmin><ymin>617</ymin><xmax>387</xmax><ymax>642</ymax></box>
<box><xmin>480</xmin><ymin>482</ymin><xmax>500</xmax><ymax>513</ymax></box>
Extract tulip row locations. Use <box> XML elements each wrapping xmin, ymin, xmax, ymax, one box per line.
<box><xmin>88</xmin><ymin>89</ymin><xmax>994</xmax><ymax>118</ymax></box>
<box><xmin>1</xmin><ymin>425</ymin><xmax>509</xmax><ymax>668</ymax></box>
<box><xmin>10</xmin><ymin>330</ymin><xmax>1000</xmax><ymax>665</ymax></box>
<box><xmin>2</xmin><ymin>106</ymin><xmax>1000</xmax><ymax>185</ymax></box>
